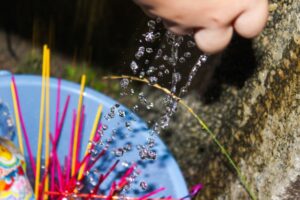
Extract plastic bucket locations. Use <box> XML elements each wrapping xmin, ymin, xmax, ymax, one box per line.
<box><xmin>0</xmin><ymin>73</ymin><xmax>188</xmax><ymax>198</ymax></box>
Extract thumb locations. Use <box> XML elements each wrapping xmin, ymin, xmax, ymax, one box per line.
<box><xmin>234</xmin><ymin>0</ymin><xmax>269</xmax><ymax>38</ymax></box>
<box><xmin>194</xmin><ymin>26</ymin><xmax>233</xmax><ymax>54</ymax></box>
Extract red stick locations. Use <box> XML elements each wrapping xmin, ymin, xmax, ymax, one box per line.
<box><xmin>85</xmin><ymin>149</ymin><xmax>107</xmax><ymax>172</ymax></box>
<box><xmin>82</xmin><ymin>124</ymin><xmax>103</xmax><ymax>174</ymax></box>
<box><xmin>118</xmin><ymin>163</ymin><xmax>137</xmax><ymax>189</ymax></box>
<box><xmin>51</xmin><ymin>78</ymin><xmax>61</xmax><ymax>192</ymax></box>
<box><xmin>11</xmin><ymin>76</ymin><xmax>36</xmax><ymax>177</ymax></box>
<box><xmin>50</xmin><ymin>134</ymin><xmax>63</xmax><ymax>191</ymax></box>
<box><xmin>67</xmin><ymin>110</ymin><xmax>77</xmax><ymax>183</ymax></box>
<box><xmin>138</xmin><ymin>187</ymin><xmax>166</xmax><ymax>200</ymax></box>
<box><xmin>54</xmin><ymin>95</ymin><xmax>70</xmax><ymax>147</ymax></box>
<box><xmin>45</xmin><ymin>191</ymin><xmax>177</xmax><ymax>200</ymax></box>
<box><xmin>92</xmin><ymin>160</ymin><xmax>120</xmax><ymax>195</ymax></box>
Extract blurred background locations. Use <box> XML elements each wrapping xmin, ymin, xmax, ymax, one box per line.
<box><xmin>0</xmin><ymin>0</ymin><xmax>256</xmax><ymax>99</ymax></box>
<box><xmin>0</xmin><ymin>0</ymin><xmax>150</xmax><ymax>93</ymax></box>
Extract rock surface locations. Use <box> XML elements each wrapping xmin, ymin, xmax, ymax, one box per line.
<box><xmin>160</xmin><ymin>0</ymin><xmax>300</xmax><ymax>199</ymax></box>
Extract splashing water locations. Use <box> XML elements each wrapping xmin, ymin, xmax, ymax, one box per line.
<box><xmin>109</xmin><ymin>18</ymin><xmax>207</xmax><ymax>195</ymax></box>
<box><xmin>117</xmin><ymin>18</ymin><xmax>209</xmax><ymax>160</ymax></box>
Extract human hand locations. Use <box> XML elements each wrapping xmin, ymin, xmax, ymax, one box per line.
<box><xmin>133</xmin><ymin>0</ymin><xmax>269</xmax><ymax>54</ymax></box>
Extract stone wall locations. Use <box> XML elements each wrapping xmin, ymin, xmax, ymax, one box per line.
<box><xmin>163</xmin><ymin>0</ymin><xmax>300</xmax><ymax>199</ymax></box>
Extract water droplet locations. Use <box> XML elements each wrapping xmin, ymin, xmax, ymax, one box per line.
<box><xmin>177</xmin><ymin>36</ymin><xmax>184</xmax><ymax>45</ymax></box>
<box><xmin>144</xmin><ymin>31</ymin><xmax>156</xmax><ymax>42</ymax></box>
<box><xmin>125</xmin><ymin>121</ymin><xmax>131</xmax><ymax>129</ymax></box>
<box><xmin>139</xmin><ymin>71</ymin><xmax>145</xmax><ymax>79</ymax></box>
<box><xmin>130</xmin><ymin>61</ymin><xmax>138</xmax><ymax>74</ymax></box>
<box><xmin>122</xmin><ymin>161</ymin><xmax>130</xmax><ymax>168</ymax></box>
<box><xmin>75</xmin><ymin>181</ymin><xmax>84</xmax><ymax>191</ymax></box>
<box><xmin>123</xmin><ymin>143</ymin><xmax>132</xmax><ymax>152</ymax></box>
<box><xmin>138</xmin><ymin>147</ymin><xmax>157</xmax><ymax>160</ymax></box>
<box><xmin>155</xmin><ymin>49</ymin><xmax>163</xmax><ymax>59</ymax></box>
<box><xmin>156</xmin><ymin>17</ymin><xmax>162</xmax><ymax>23</ymax></box>
<box><xmin>148</xmin><ymin>76</ymin><xmax>158</xmax><ymax>85</ymax></box>
<box><xmin>146</xmin><ymin>66</ymin><xmax>156</xmax><ymax>75</ymax></box>
<box><xmin>114</xmin><ymin>148</ymin><xmax>124</xmax><ymax>157</ymax></box>
<box><xmin>168</xmin><ymin>57</ymin><xmax>176</xmax><ymax>66</ymax></box>
<box><xmin>179</xmin><ymin>57</ymin><xmax>186</xmax><ymax>63</ymax></box>
<box><xmin>144</xmin><ymin>59</ymin><xmax>150</xmax><ymax>64</ymax></box>
<box><xmin>135</xmin><ymin>47</ymin><xmax>145</xmax><ymax>60</ymax></box>
<box><xmin>139</xmin><ymin>148</ymin><xmax>148</xmax><ymax>160</ymax></box>
<box><xmin>102</xmin><ymin>124</ymin><xmax>108</xmax><ymax>130</ymax></box>
<box><xmin>140</xmin><ymin>181</ymin><xmax>148</xmax><ymax>190</ymax></box>
<box><xmin>120</xmin><ymin>78</ymin><xmax>129</xmax><ymax>89</ymax></box>
<box><xmin>147</xmin><ymin>138</ymin><xmax>155</xmax><ymax>148</ymax></box>
<box><xmin>187</xmin><ymin>41</ymin><xmax>196</xmax><ymax>48</ymax></box>
<box><xmin>147</xmin><ymin>20</ymin><xmax>156</xmax><ymax>30</ymax></box>
<box><xmin>164</xmin><ymin>69</ymin><xmax>170</xmax><ymax>75</ymax></box>
<box><xmin>106</xmin><ymin>137</ymin><xmax>113</xmax><ymax>143</ymax></box>
<box><xmin>200</xmin><ymin>55</ymin><xmax>208</xmax><ymax>62</ymax></box>
<box><xmin>146</xmin><ymin>102</ymin><xmax>154</xmax><ymax>110</ymax></box>
<box><xmin>146</xmin><ymin>48</ymin><xmax>153</xmax><ymax>54</ymax></box>
<box><xmin>155</xmin><ymin>32</ymin><xmax>161</xmax><ymax>38</ymax></box>
<box><xmin>148</xmin><ymin>150</ymin><xmax>157</xmax><ymax>160</ymax></box>
<box><xmin>180</xmin><ymin>87</ymin><xmax>188</xmax><ymax>96</ymax></box>
<box><xmin>130</xmin><ymin>88</ymin><xmax>135</xmax><ymax>95</ymax></box>
<box><xmin>138</xmin><ymin>92</ymin><xmax>148</xmax><ymax>105</ymax></box>
<box><xmin>132</xmin><ymin>105</ymin><xmax>139</xmax><ymax>112</ymax></box>
<box><xmin>172</xmin><ymin>72</ymin><xmax>181</xmax><ymax>83</ymax></box>
<box><xmin>184</xmin><ymin>52</ymin><xmax>191</xmax><ymax>58</ymax></box>
<box><xmin>163</xmin><ymin>55</ymin><xmax>168</xmax><ymax>61</ymax></box>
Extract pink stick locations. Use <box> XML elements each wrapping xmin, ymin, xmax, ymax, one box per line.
<box><xmin>53</xmin><ymin>147</ymin><xmax>63</xmax><ymax>191</ymax></box>
<box><xmin>66</xmin><ymin>110</ymin><xmax>76</xmax><ymax>183</ymax></box>
<box><xmin>50</xmin><ymin>134</ymin><xmax>63</xmax><ymax>191</ymax></box>
<box><xmin>85</xmin><ymin>149</ymin><xmax>107</xmax><ymax>172</ymax></box>
<box><xmin>92</xmin><ymin>160</ymin><xmax>120</xmax><ymax>194</ymax></box>
<box><xmin>138</xmin><ymin>187</ymin><xmax>166</xmax><ymax>200</ymax></box>
<box><xmin>76</xmin><ymin>153</ymin><xmax>90</xmax><ymax>172</ymax></box>
<box><xmin>63</xmin><ymin>153</ymin><xmax>92</xmax><ymax>192</ymax></box>
<box><xmin>55</xmin><ymin>79</ymin><xmax>61</xmax><ymax>138</ymax></box>
<box><xmin>50</xmin><ymin>95</ymin><xmax>70</xmax><ymax>192</ymax></box>
<box><xmin>118</xmin><ymin>163</ymin><xmax>137</xmax><ymax>188</ymax></box>
<box><xmin>62</xmin><ymin>156</ymin><xmax>68</xmax><ymax>187</ymax></box>
<box><xmin>83</xmin><ymin>124</ymin><xmax>102</xmax><ymax>173</ymax></box>
<box><xmin>51</xmin><ymin>79</ymin><xmax>61</xmax><ymax>192</ymax></box>
<box><xmin>11</xmin><ymin>76</ymin><xmax>36</xmax><ymax>177</ymax></box>
<box><xmin>54</xmin><ymin>95</ymin><xmax>70</xmax><ymax>146</ymax></box>
<box><xmin>106</xmin><ymin>182</ymin><xmax>116</xmax><ymax>200</ymax></box>
<box><xmin>93</xmin><ymin>124</ymin><xmax>103</xmax><ymax>143</ymax></box>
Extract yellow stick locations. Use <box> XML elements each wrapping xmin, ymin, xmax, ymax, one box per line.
<box><xmin>77</xmin><ymin>104</ymin><xmax>103</xmax><ymax>180</ymax></box>
<box><xmin>72</xmin><ymin>74</ymin><xmax>86</xmax><ymax>176</ymax></box>
<box><xmin>35</xmin><ymin>44</ymin><xmax>47</xmax><ymax>198</ymax></box>
<box><xmin>11</xmin><ymin>82</ymin><xmax>24</xmax><ymax>156</ymax></box>
<box><xmin>44</xmin><ymin>47</ymin><xmax>51</xmax><ymax>197</ymax></box>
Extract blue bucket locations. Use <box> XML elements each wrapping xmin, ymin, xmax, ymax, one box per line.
<box><xmin>0</xmin><ymin>72</ymin><xmax>188</xmax><ymax>198</ymax></box>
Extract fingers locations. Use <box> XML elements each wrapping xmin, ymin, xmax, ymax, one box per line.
<box><xmin>140</xmin><ymin>6</ymin><xmax>156</xmax><ymax>18</ymax></box>
<box><xmin>133</xmin><ymin>0</ymin><xmax>269</xmax><ymax>54</ymax></box>
<box><xmin>234</xmin><ymin>0</ymin><xmax>269</xmax><ymax>38</ymax></box>
<box><xmin>194</xmin><ymin>26</ymin><xmax>233</xmax><ymax>54</ymax></box>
